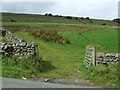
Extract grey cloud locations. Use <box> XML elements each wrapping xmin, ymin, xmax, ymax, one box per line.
<box><xmin>2</xmin><ymin>2</ymin><xmax>56</xmax><ymax>14</ymax></box>
<box><xmin>91</xmin><ymin>2</ymin><xmax>118</xmax><ymax>20</ymax></box>
<box><xmin>1</xmin><ymin>1</ymin><xmax>118</xmax><ymax>20</ymax></box>
<box><xmin>51</xmin><ymin>1</ymin><xmax>118</xmax><ymax>20</ymax></box>
<box><xmin>118</xmin><ymin>1</ymin><xmax>120</xmax><ymax>18</ymax></box>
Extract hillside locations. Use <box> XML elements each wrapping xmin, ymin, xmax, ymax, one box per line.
<box><xmin>1</xmin><ymin>12</ymin><xmax>119</xmax><ymax>88</ymax></box>
<box><xmin>1</xmin><ymin>12</ymin><xmax>119</xmax><ymax>26</ymax></box>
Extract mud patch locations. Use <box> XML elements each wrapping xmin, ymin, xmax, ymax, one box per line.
<box><xmin>43</xmin><ymin>56</ymin><xmax>52</xmax><ymax>61</ymax></box>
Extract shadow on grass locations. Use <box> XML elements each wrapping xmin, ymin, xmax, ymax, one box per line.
<box><xmin>39</xmin><ymin>60</ymin><xmax>56</xmax><ymax>72</ymax></box>
<box><xmin>2</xmin><ymin>56</ymin><xmax>56</xmax><ymax>79</ymax></box>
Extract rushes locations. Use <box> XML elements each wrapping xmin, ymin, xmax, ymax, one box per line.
<box><xmin>30</xmin><ymin>30</ymin><xmax>71</xmax><ymax>44</ymax></box>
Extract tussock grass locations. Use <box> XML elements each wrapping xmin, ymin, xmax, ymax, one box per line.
<box><xmin>2</xmin><ymin>55</ymin><xmax>56</xmax><ymax>79</ymax></box>
<box><xmin>30</xmin><ymin>30</ymin><xmax>70</xmax><ymax>44</ymax></box>
<box><xmin>79</xmin><ymin>64</ymin><xmax>119</xmax><ymax>88</ymax></box>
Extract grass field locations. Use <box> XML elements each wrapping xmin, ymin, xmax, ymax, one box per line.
<box><xmin>2</xmin><ymin>12</ymin><xmax>119</xmax><ymax>26</ymax></box>
<box><xmin>1</xmin><ymin>13</ymin><xmax>119</xmax><ymax>88</ymax></box>
<box><xmin>2</xmin><ymin>22</ymin><xmax>116</xmax><ymax>32</ymax></box>
<box><xmin>2</xmin><ymin>22</ymin><xmax>119</xmax><ymax>87</ymax></box>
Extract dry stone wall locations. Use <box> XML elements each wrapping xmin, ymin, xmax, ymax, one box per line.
<box><xmin>84</xmin><ymin>46</ymin><xmax>119</xmax><ymax>67</ymax></box>
<box><xmin>96</xmin><ymin>53</ymin><xmax>119</xmax><ymax>66</ymax></box>
<box><xmin>0</xmin><ymin>28</ymin><xmax>39</xmax><ymax>58</ymax></box>
<box><xmin>5</xmin><ymin>30</ymin><xmax>24</xmax><ymax>43</ymax></box>
<box><xmin>0</xmin><ymin>28</ymin><xmax>6</xmax><ymax>37</ymax></box>
<box><xmin>0</xmin><ymin>42</ymin><xmax>38</xmax><ymax>58</ymax></box>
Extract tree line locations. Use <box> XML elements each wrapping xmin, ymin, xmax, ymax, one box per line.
<box><xmin>44</xmin><ymin>13</ymin><xmax>90</xmax><ymax>20</ymax></box>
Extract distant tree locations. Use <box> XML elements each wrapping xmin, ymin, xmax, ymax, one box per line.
<box><xmin>86</xmin><ymin>17</ymin><xmax>89</xmax><ymax>20</ymax></box>
<box><xmin>65</xmin><ymin>16</ymin><xmax>72</xmax><ymax>19</ymax></box>
<box><xmin>45</xmin><ymin>13</ymin><xmax>48</xmax><ymax>16</ymax></box>
<box><xmin>102</xmin><ymin>23</ymin><xmax>106</xmax><ymax>25</ymax></box>
<box><xmin>48</xmin><ymin>13</ymin><xmax>53</xmax><ymax>16</ymax></box>
<box><xmin>59</xmin><ymin>15</ymin><xmax>62</xmax><ymax>17</ymax></box>
<box><xmin>113</xmin><ymin>18</ymin><xmax>120</xmax><ymax>23</ymax></box>
<box><xmin>80</xmin><ymin>17</ymin><xmax>84</xmax><ymax>19</ymax></box>
<box><xmin>75</xmin><ymin>17</ymin><xmax>78</xmax><ymax>20</ymax></box>
<box><xmin>10</xmin><ymin>20</ymin><xmax>16</xmax><ymax>22</ymax></box>
<box><xmin>53</xmin><ymin>15</ymin><xmax>62</xmax><ymax>17</ymax></box>
<box><xmin>53</xmin><ymin>15</ymin><xmax>59</xmax><ymax>17</ymax></box>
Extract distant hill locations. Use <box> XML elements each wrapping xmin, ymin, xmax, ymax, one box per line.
<box><xmin>1</xmin><ymin>12</ymin><xmax>119</xmax><ymax>26</ymax></box>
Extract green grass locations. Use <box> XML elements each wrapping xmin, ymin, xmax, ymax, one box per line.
<box><xmin>60</xmin><ymin>30</ymin><xmax>118</xmax><ymax>53</ymax></box>
<box><xmin>2</xmin><ymin>22</ymin><xmax>116</xmax><ymax>32</ymax></box>
<box><xmin>1</xmin><ymin>36</ymin><xmax>9</xmax><ymax>43</ymax></box>
<box><xmin>2</xmin><ymin>20</ymin><xmax>119</xmax><ymax>88</ymax></box>
<box><xmin>2</xmin><ymin>26</ymin><xmax>118</xmax><ymax>87</ymax></box>
<box><xmin>80</xmin><ymin>64</ymin><xmax>119</xmax><ymax>87</ymax></box>
<box><xmin>2</xmin><ymin>56</ymin><xmax>42</xmax><ymax>79</ymax></box>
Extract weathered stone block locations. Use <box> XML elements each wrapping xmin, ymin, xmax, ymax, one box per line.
<box><xmin>0</xmin><ymin>29</ymin><xmax>6</xmax><ymax>37</ymax></box>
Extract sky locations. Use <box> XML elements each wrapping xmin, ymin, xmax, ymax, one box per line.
<box><xmin>1</xmin><ymin>0</ymin><xmax>119</xmax><ymax>20</ymax></box>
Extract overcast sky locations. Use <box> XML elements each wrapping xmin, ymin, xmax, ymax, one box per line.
<box><xmin>1</xmin><ymin>0</ymin><xmax>119</xmax><ymax>20</ymax></box>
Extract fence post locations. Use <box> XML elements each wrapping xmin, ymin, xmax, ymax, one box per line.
<box><xmin>33</xmin><ymin>42</ymin><xmax>39</xmax><ymax>59</ymax></box>
<box><xmin>92</xmin><ymin>47</ymin><xmax>96</xmax><ymax>65</ymax></box>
